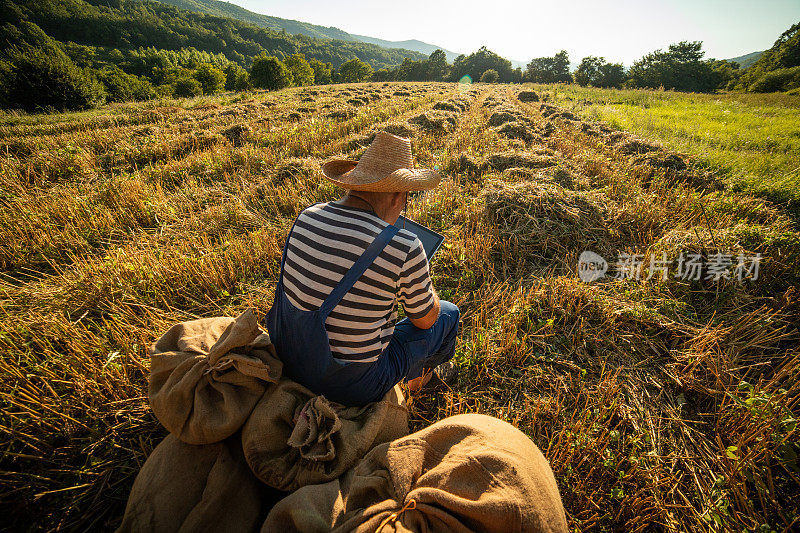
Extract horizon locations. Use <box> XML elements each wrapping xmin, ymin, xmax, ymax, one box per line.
<box><xmin>229</xmin><ymin>0</ymin><xmax>799</xmax><ymax>66</ymax></box>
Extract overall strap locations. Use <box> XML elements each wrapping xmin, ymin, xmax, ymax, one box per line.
<box><xmin>320</xmin><ymin>224</ymin><xmax>400</xmax><ymax>317</ymax></box>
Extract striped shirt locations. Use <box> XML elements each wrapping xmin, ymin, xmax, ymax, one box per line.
<box><xmin>281</xmin><ymin>201</ymin><xmax>436</xmax><ymax>363</ymax></box>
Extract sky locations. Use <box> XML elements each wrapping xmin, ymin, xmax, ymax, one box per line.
<box><xmin>229</xmin><ymin>0</ymin><xmax>799</xmax><ymax>65</ymax></box>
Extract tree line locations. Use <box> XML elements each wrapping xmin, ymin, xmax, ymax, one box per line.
<box><xmin>1</xmin><ymin>0</ymin><xmax>797</xmax><ymax>113</ymax></box>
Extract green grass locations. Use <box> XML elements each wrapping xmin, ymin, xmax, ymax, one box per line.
<box><xmin>540</xmin><ymin>84</ymin><xmax>800</xmax><ymax>213</ymax></box>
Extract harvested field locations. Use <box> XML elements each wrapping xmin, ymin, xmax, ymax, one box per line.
<box><xmin>1</xmin><ymin>81</ymin><xmax>798</xmax><ymax>532</ymax></box>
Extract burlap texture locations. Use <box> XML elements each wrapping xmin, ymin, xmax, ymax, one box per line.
<box><xmin>117</xmin><ymin>433</ymin><xmax>283</xmax><ymax>533</ymax></box>
<box><xmin>261</xmin><ymin>413</ymin><xmax>568</xmax><ymax>533</ymax></box>
<box><xmin>242</xmin><ymin>379</ymin><xmax>409</xmax><ymax>492</ymax></box>
<box><xmin>148</xmin><ymin>309</ymin><xmax>283</xmax><ymax>444</ymax></box>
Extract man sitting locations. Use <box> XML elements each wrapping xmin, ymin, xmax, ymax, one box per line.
<box><xmin>264</xmin><ymin>131</ymin><xmax>460</xmax><ymax>406</ymax></box>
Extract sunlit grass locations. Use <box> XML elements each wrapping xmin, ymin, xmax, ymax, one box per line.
<box><xmin>540</xmin><ymin>83</ymin><xmax>800</xmax><ymax>210</ymax></box>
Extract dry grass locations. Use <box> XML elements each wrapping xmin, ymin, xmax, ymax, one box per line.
<box><xmin>1</xmin><ymin>81</ymin><xmax>799</xmax><ymax>531</ymax></box>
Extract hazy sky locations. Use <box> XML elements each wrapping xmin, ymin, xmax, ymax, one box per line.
<box><xmin>229</xmin><ymin>0</ymin><xmax>799</xmax><ymax>65</ymax></box>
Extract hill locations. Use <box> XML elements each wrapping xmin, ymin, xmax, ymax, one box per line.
<box><xmin>143</xmin><ymin>0</ymin><xmax>541</xmax><ymax>70</ymax></box>
<box><xmin>734</xmin><ymin>22</ymin><xmax>800</xmax><ymax>91</ymax></box>
<box><xmin>724</xmin><ymin>50</ymin><xmax>764</xmax><ymax>69</ymax></box>
<box><xmin>5</xmin><ymin>0</ymin><xmax>426</xmax><ymax>70</ymax></box>
<box><xmin>145</xmin><ymin>0</ymin><xmax>358</xmax><ymax>41</ymax></box>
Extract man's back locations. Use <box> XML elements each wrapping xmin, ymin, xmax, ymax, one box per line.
<box><xmin>281</xmin><ymin>201</ymin><xmax>436</xmax><ymax>363</ymax></box>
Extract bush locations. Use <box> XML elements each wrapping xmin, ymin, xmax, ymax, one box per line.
<box><xmin>749</xmin><ymin>66</ymin><xmax>800</xmax><ymax>92</ymax></box>
<box><xmin>284</xmin><ymin>53</ymin><xmax>314</xmax><ymax>86</ymax></box>
<box><xmin>172</xmin><ymin>76</ymin><xmax>203</xmax><ymax>97</ymax></box>
<box><xmin>480</xmin><ymin>69</ymin><xmax>499</xmax><ymax>83</ymax></box>
<box><xmin>309</xmin><ymin>58</ymin><xmax>333</xmax><ymax>84</ymax></box>
<box><xmin>338</xmin><ymin>58</ymin><xmax>373</xmax><ymax>83</ymax></box>
<box><xmin>250</xmin><ymin>54</ymin><xmax>293</xmax><ymax>90</ymax></box>
<box><xmin>96</xmin><ymin>67</ymin><xmax>157</xmax><ymax>102</ymax></box>
<box><xmin>0</xmin><ymin>46</ymin><xmax>106</xmax><ymax>112</ymax></box>
<box><xmin>193</xmin><ymin>63</ymin><xmax>226</xmax><ymax>94</ymax></box>
<box><xmin>223</xmin><ymin>64</ymin><xmax>251</xmax><ymax>91</ymax></box>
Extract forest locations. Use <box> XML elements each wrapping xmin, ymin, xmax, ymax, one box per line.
<box><xmin>1</xmin><ymin>0</ymin><xmax>798</xmax><ymax>112</ymax></box>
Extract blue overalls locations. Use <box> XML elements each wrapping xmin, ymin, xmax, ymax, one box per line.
<box><xmin>265</xmin><ymin>216</ymin><xmax>401</xmax><ymax>406</ymax></box>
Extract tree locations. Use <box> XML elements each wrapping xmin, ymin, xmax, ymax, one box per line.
<box><xmin>448</xmin><ymin>46</ymin><xmax>513</xmax><ymax>82</ymax></box>
<box><xmin>0</xmin><ymin>46</ymin><xmax>106</xmax><ymax>112</ymax></box>
<box><xmin>250</xmin><ymin>53</ymin><xmax>292</xmax><ymax>90</ymax></box>
<box><xmin>526</xmin><ymin>50</ymin><xmax>572</xmax><ymax>83</ymax></box>
<box><xmin>426</xmin><ymin>49</ymin><xmax>449</xmax><ymax>81</ymax></box>
<box><xmin>223</xmin><ymin>63</ymin><xmax>251</xmax><ymax>91</ymax></box>
<box><xmin>338</xmin><ymin>58</ymin><xmax>373</xmax><ymax>83</ymax></box>
<box><xmin>308</xmin><ymin>58</ymin><xmax>333</xmax><ymax>84</ymax></box>
<box><xmin>172</xmin><ymin>75</ymin><xmax>203</xmax><ymax>97</ymax></box>
<box><xmin>284</xmin><ymin>53</ymin><xmax>314</xmax><ymax>86</ymax></box>
<box><xmin>574</xmin><ymin>56</ymin><xmax>626</xmax><ymax>87</ymax></box>
<box><xmin>627</xmin><ymin>41</ymin><xmax>721</xmax><ymax>92</ymax></box>
<box><xmin>480</xmin><ymin>69</ymin><xmax>499</xmax><ymax>83</ymax></box>
<box><xmin>193</xmin><ymin>63</ymin><xmax>226</xmax><ymax>94</ymax></box>
<box><xmin>96</xmin><ymin>66</ymin><xmax>157</xmax><ymax>102</ymax></box>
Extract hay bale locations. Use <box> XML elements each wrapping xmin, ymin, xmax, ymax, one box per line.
<box><xmin>488</xmin><ymin>111</ymin><xmax>520</xmax><ymax>127</ymax></box>
<box><xmin>446</xmin><ymin>153</ymin><xmax>483</xmax><ymax>178</ymax></box>
<box><xmin>633</xmin><ymin>153</ymin><xmax>687</xmax><ymax>171</ymax></box>
<box><xmin>393</xmin><ymin>90</ymin><xmax>411</xmax><ymax>96</ymax></box>
<box><xmin>275</xmin><ymin>158</ymin><xmax>318</xmax><ymax>183</ymax></box>
<box><xmin>494</xmin><ymin>121</ymin><xmax>540</xmax><ymax>144</ymax></box>
<box><xmin>619</xmin><ymin>138</ymin><xmax>662</xmax><ymax>155</ymax></box>
<box><xmin>479</xmin><ymin>180</ymin><xmax>610</xmax><ymax>268</ymax></box>
<box><xmin>518</xmin><ymin>90</ymin><xmax>540</xmax><ymax>102</ymax></box>
<box><xmin>347</xmin><ymin>97</ymin><xmax>370</xmax><ymax>106</ymax></box>
<box><xmin>433</xmin><ymin>101</ymin><xmax>462</xmax><ymax>113</ymax></box>
<box><xmin>221</xmin><ymin>123</ymin><xmax>251</xmax><ymax>147</ymax></box>
<box><xmin>325</xmin><ymin>108</ymin><xmax>357</xmax><ymax>120</ymax></box>
<box><xmin>378</xmin><ymin>123</ymin><xmax>414</xmax><ymax>138</ymax></box>
<box><xmin>408</xmin><ymin>110</ymin><xmax>458</xmax><ymax>132</ymax></box>
<box><xmin>301</xmin><ymin>96</ymin><xmax>315</xmax><ymax>102</ymax></box>
<box><xmin>485</xmin><ymin>151</ymin><xmax>557</xmax><ymax>172</ymax></box>
<box><xmin>553</xmin><ymin>111</ymin><xmax>579</xmax><ymax>121</ymax></box>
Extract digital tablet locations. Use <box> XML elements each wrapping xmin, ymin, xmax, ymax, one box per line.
<box><xmin>394</xmin><ymin>215</ymin><xmax>445</xmax><ymax>260</ymax></box>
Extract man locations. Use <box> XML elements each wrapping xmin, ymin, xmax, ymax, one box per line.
<box><xmin>264</xmin><ymin>131</ymin><xmax>460</xmax><ymax>407</ymax></box>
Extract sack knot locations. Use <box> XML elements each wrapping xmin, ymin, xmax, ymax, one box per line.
<box><xmin>375</xmin><ymin>499</ymin><xmax>416</xmax><ymax>532</ymax></box>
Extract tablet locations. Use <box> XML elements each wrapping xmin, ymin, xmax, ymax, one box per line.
<box><xmin>394</xmin><ymin>215</ymin><xmax>445</xmax><ymax>260</ymax></box>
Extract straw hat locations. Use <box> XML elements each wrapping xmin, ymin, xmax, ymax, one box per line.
<box><xmin>322</xmin><ymin>131</ymin><xmax>441</xmax><ymax>192</ymax></box>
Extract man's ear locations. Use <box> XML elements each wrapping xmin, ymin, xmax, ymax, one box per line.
<box><xmin>392</xmin><ymin>191</ymin><xmax>405</xmax><ymax>208</ymax></box>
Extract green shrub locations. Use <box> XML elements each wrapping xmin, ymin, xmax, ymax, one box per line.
<box><xmin>250</xmin><ymin>53</ymin><xmax>293</xmax><ymax>90</ymax></box>
<box><xmin>0</xmin><ymin>46</ymin><xmax>106</xmax><ymax>112</ymax></box>
<box><xmin>749</xmin><ymin>66</ymin><xmax>800</xmax><ymax>93</ymax></box>
<box><xmin>309</xmin><ymin>58</ymin><xmax>333</xmax><ymax>84</ymax></box>
<box><xmin>96</xmin><ymin>67</ymin><xmax>157</xmax><ymax>102</ymax></box>
<box><xmin>172</xmin><ymin>76</ymin><xmax>203</xmax><ymax>97</ymax></box>
<box><xmin>223</xmin><ymin>64</ymin><xmax>251</xmax><ymax>91</ymax></box>
<box><xmin>193</xmin><ymin>63</ymin><xmax>226</xmax><ymax>94</ymax></box>
<box><xmin>480</xmin><ymin>69</ymin><xmax>499</xmax><ymax>83</ymax></box>
<box><xmin>284</xmin><ymin>53</ymin><xmax>314</xmax><ymax>86</ymax></box>
<box><xmin>338</xmin><ymin>58</ymin><xmax>373</xmax><ymax>83</ymax></box>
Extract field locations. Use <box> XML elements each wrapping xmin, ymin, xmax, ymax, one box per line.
<box><xmin>1</xmin><ymin>81</ymin><xmax>799</xmax><ymax>531</ymax></box>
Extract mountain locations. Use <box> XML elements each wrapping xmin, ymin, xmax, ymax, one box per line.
<box><xmin>148</xmin><ymin>0</ymin><xmax>357</xmax><ymax>42</ymax></box>
<box><xmin>349</xmin><ymin>35</ymin><xmax>461</xmax><ymax>63</ymax></box>
<box><xmin>149</xmin><ymin>0</ymin><xmax>493</xmax><ymax>66</ymax></box>
<box><xmin>724</xmin><ymin>51</ymin><xmax>764</xmax><ymax>69</ymax></box>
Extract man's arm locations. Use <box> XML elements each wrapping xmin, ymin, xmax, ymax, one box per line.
<box><xmin>409</xmin><ymin>289</ymin><xmax>440</xmax><ymax>330</ymax></box>
<box><xmin>398</xmin><ymin>237</ymin><xmax>439</xmax><ymax>330</ymax></box>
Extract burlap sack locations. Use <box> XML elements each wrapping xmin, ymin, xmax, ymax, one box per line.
<box><xmin>241</xmin><ymin>379</ymin><xmax>409</xmax><ymax>492</ymax></box>
<box><xmin>149</xmin><ymin>309</ymin><xmax>283</xmax><ymax>444</ymax></box>
<box><xmin>117</xmin><ymin>433</ymin><xmax>285</xmax><ymax>533</ymax></box>
<box><xmin>261</xmin><ymin>413</ymin><xmax>568</xmax><ymax>533</ymax></box>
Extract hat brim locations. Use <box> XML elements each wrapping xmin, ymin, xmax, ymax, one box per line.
<box><xmin>321</xmin><ymin>159</ymin><xmax>441</xmax><ymax>192</ymax></box>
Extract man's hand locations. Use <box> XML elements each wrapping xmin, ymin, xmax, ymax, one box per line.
<box><xmin>409</xmin><ymin>290</ymin><xmax>440</xmax><ymax>330</ymax></box>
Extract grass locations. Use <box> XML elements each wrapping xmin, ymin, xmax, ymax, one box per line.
<box><xmin>540</xmin><ymin>84</ymin><xmax>800</xmax><ymax>213</ymax></box>
<box><xmin>0</xmin><ymin>81</ymin><xmax>799</xmax><ymax>531</ymax></box>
